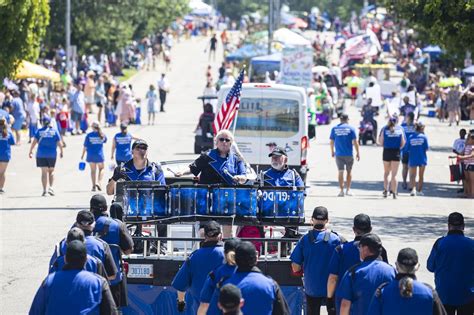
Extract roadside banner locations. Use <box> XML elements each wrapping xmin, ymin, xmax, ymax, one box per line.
<box><xmin>280</xmin><ymin>46</ymin><xmax>313</xmax><ymax>88</ymax></box>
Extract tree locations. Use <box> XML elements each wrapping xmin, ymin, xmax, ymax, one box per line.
<box><xmin>384</xmin><ymin>0</ymin><xmax>474</xmax><ymax>60</ymax></box>
<box><xmin>215</xmin><ymin>0</ymin><xmax>267</xmax><ymax>21</ymax></box>
<box><xmin>45</xmin><ymin>0</ymin><xmax>190</xmax><ymax>56</ymax></box>
<box><xmin>285</xmin><ymin>0</ymin><xmax>365</xmax><ymax>21</ymax></box>
<box><xmin>0</xmin><ymin>0</ymin><xmax>50</xmax><ymax>79</ymax></box>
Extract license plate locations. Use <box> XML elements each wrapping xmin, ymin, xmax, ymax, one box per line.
<box><xmin>128</xmin><ymin>264</ymin><xmax>153</xmax><ymax>278</ymax></box>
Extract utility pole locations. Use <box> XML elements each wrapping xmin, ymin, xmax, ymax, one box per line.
<box><xmin>268</xmin><ymin>0</ymin><xmax>273</xmax><ymax>55</ymax></box>
<box><xmin>66</xmin><ymin>0</ymin><xmax>71</xmax><ymax>73</ymax></box>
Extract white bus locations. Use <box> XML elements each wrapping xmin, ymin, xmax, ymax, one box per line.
<box><xmin>217</xmin><ymin>83</ymin><xmax>311</xmax><ymax>180</ymax></box>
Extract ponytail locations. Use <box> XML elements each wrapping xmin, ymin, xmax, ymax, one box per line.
<box><xmin>96</xmin><ymin>125</ymin><xmax>104</xmax><ymax>140</ymax></box>
<box><xmin>0</xmin><ymin>118</ymin><xmax>7</xmax><ymax>138</ymax></box>
<box><xmin>399</xmin><ymin>276</ymin><xmax>414</xmax><ymax>298</ymax></box>
<box><xmin>225</xmin><ymin>251</ymin><xmax>236</xmax><ymax>266</ymax></box>
<box><xmin>388</xmin><ymin>119</ymin><xmax>395</xmax><ymax>133</ymax></box>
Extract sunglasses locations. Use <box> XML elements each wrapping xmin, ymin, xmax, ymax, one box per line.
<box><xmin>218</xmin><ymin>138</ymin><xmax>231</xmax><ymax>143</ymax></box>
<box><xmin>134</xmin><ymin>145</ymin><xmax>148</xmax><ymax>151</ymax></box>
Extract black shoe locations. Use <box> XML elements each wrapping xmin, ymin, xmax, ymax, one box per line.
<box><xmin>383</xmin><ymin>190</ymin><xmax>388</xmax><ymax>198</ymax></box>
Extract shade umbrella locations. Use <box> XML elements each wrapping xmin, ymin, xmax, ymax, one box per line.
<box><xmin>438</xmin><ymin>77</ymin><xmax>462</xmax><ymax>87</ymax></box>
<box><xmin>14</xmin><ymin>60</ymin><xmax>60</xmax><ymax>81</ymax></box>
<box><xmin>462</xmin><ymin>65</ymin><xmax>474</xmax><ymax>75</ymax></box>
<box><xmin>345</xmin><ymin>76</ymin><xmax>363</xmax><ymax>88</ymax></box>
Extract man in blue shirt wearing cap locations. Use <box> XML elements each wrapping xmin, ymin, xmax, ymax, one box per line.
<box><xmin>368</xmin><ymin>248</ymin><xmax>447</xmax><ymax>315</ymax></box>
<box><xmin>339</xmin><ymin>233</ymin><xmax>395</xmax><ymax>315</ymax></box>
<box><xmin>427</xmin><ymin>212</ymin><xmax>474</xmax><ymax>314</ymax></box>
<box><xmin>172</xmin><ymin>220</ymin><xmax>225</xmax><ymax>314</ymax></box>
<box><xmin>219</xmin><ymin>241</ymin><xmax>290</xmax><ymax>315</ymax></box>
<box><xmin>327</xmin><ymin>214</ymin><xmax>389</xmax><ymax>314</ymax></box>
<box><xmin>30</xmin><ymin>240</ymin><xmax>118</xmax><ymax>314</ymax></box>
<box><xmin>107</xmin><ymin>139</ymin><xmax>165</xmax><ymax>195</ymax></box>
<box><xmin>290</xmin><ymin>206</ymin><xmax>343</xmax><ymax>315</ymax></box>
<box><xmin>330</xmin><ymin>114</ymin><xmax>360</xmax><ymax>197</ymax></box>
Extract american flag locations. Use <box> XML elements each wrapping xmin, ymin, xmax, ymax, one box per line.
<box><xmin>212</xmin><ymin>69</ymin><xmax>245</xmax><ymax>133</ymax></box>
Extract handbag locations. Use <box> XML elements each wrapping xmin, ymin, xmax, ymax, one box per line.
<box><xmin>449</xmin><ymin>158</ymin><xmax>464</xmax><ymax>182</ymax></box>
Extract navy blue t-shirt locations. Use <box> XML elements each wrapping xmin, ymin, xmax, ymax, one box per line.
<box><xmin>0</xmin><ymin>131</ymin><xmax>15</xmax><ymax>161</ymax></box>
<box><xmin>290</xmin><ymin>230</ymin><xmax>342</xmax><ymax>297</ymax></box>
<box><xmin>400</xmin><ymin>122</ymin><xmax>416</xmax><ymax>154</ymax></box>
<box><xmin>113</xmin><ymin>132</ymin><xmax>132</xmax><ymax>162</ymax></box>
<box><xmin>407</xmin><ymin>133</ymin><xmax>429</xmax><ymax>167</ymax></box>
<box><xmin>381</xmin><ymin>125</ymin><xmax>405</xmax><ymax>149</ymax></box>
<box><xmin>34</xmin><ymin>126</ymin><xmax>61</xmax><ymax>159</ymax></box>
<box><xmin>84</xmin><ymin>131</ymin><xmax>107</xmax><ymax>163</ymax></box>
<box><xmin>330</xmin><ymin>123</ymin><xmax>357</xmax><ymax>156</ymax></box>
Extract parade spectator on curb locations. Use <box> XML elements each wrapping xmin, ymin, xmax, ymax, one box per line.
<box><xmin>28</xmin><ymin>116</ymin><xmax>63</xmax><ymax>196</ymax></box>
<box><xmin>10</xmin><ymin>89</ymin><xmax>26</xmax><ymax>144</ymax></box>
<box><xmin>407</xmin><ymin>122</ymin><xmax>429</xmax><ymax>196</ymax></box>
<box><xmin>71</xmin><ymin>83</ymin><xmax>85</xmax><ymax>135</ymax></box>
<box><xmin>84</xmin><ymin>71</ymin><xmax>96</xmax><ymax>114</ymax></box>
<box><xmin>81</xmin><ymin>121</ymin><xmax>107</xmax><ymax>192</ymax></box>
<box><xmin>446</xmin><ymin>86</ymin><xmax>461</xmax><ymax>127</ymax></box>
<box><xmin>452</xmin><ymin>130</ymin><xmax>474</xmax><ymax>198</ymax></box>
<box><xmin>0</xmin><ymin>118</ymin><xmax>15</xmax><ymax>193</ymax></box>
<box><xmin>330</xmin><ymin>114</ymin><xmax>360</xmax><ymax>197</ymax></box>
<box><xmin>453</xmin><ymin>129</ymin><xmax>467</xmax><ymax>154</ymax></box>
<box><xmin>158</xmin><ymin>73</ymin><xmax>170</xmax><ymax>112</ymax></box>
<box><xmin>146</xmin><ymin>84</ymin><xmax>158</xmax><ymax>125</ymax></box>
<box><xmin>378</xmin><ymin>116</ymin><xmax>406</xmax><ymax>199</ymax></box>
<box><xmin>427</xmin><ymin>212</ymin><xmax>474</xmax><ymax>314</ymax></box>
<box><xmin>26</xmin><ymin>93</ymin><xmax>40</xmax><ymax>144</ymax></box>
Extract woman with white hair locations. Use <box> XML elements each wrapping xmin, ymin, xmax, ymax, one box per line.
<box><xmin>176</xmin><ymin>129</ymin><xmax>247</xmax><ymax>185</ymax></box>
<box><xmin>81</xmin><ymin>121</ymin><xmax>107</xmax><ymax>191</ymax></box>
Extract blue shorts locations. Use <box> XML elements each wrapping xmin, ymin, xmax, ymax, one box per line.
<box><xmin>86</xmin><ymin>155</ymin><xmax>104</xmax><ymax>163</ymax></box>
<box><xmin>12</xmin><ymin>116</ymin><xmax>25</xmax><ymax>131</ymax></box>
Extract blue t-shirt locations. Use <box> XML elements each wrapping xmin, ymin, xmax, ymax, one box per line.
<box><xmin>0</xmin><ymin>131</ymin><xmax>15</xmax><ymax>161</ymax></box>
<box><xmin>330</xmin><ymin>123</ymin><xmax>357</xmax><ymax>156</ymax></box>
<box><xmin>400</xmin><ymin>122</ymin><xmax>416</xmax><ymax>154</ymax></box>
<box><xmin>381</xmin><ymin>125</ymin><xmax>405</xmax><ymax>149</ymax></box>
<box><xmin>200</xmin><ymin>263</ymin><xmax>237</xmax><ymax>315</ymax></box>
<box><xmin>114</xmin><ymin>132</ymin><xmax>132</xmax><ymax>162</ymax></box>
<box><xmin>339</xmin><ymin>258</ymin><xmax>396</xmax><ymax>315</ymax></box>
<box><xmin>262</xmin><ymin>167</ymin><xmax>304</xmax><ymax>187</ymax></box>
<box><xmin>407</xmin><ymin>133</ymin><xmax>428</xmax><ymax>167</ymax></box>
<box><xmin>0</xmin><ymin>109</ymin><xmax>11</xmax><ymax>123</ymax></box>
<box><xmin>11</xmin><ymin>97</ymin><xmax>25</xmax><ymax>119</ymax></box>
<box><xmin>290</xmin><ymin>230</ymin><xmax>342</xmax><ymax>297</ymax></box>
<box><xmin>84</xmin><ymin>131</ymin><xmax>107</xmax><ymax>163</ymax></box>
<box><xmin>34</xmin><ymin>127</ymin><xmax>61</xmax><ymax>158</ymax></box>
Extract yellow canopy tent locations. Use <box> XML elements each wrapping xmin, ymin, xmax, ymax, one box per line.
<box><xmin>14</xmin><ymin>60</ymin><xmax>60</xmax><ymax>82</ymax></box>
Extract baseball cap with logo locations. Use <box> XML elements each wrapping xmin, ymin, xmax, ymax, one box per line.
<box><xmin>268</xmin><ymin>147</ymin><xmax>287</xmax><ymax>157</ymax></box>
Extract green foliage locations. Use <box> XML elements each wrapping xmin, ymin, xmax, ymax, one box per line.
<box><xmin>385</xmin><ymin>0</ymin><xmax>474</xmax><ymax>60</ymax></box>
<box><xmin>215</xmin><ymin>0</ymin><xmax>267</xmax><ymax>21</ymax></box>
<box><xmin>285</xmin><ymin>0</ymin><xmax>364</xmax><ymax>21</ymax></box>
<box><xmin>0</xmin><ymin>0</ymin><xmax>50</xmax><ymax>79</ymax></box>
<box><xmin>46</xmin><ymin>0</ymin><xmax>190</xmax><ymax>55</ymax></box>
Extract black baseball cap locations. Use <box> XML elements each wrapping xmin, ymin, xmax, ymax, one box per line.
<box><xmin>340</xmin><ymin>113</ymin><xmax>349</xmax><ymax>121</ymax></box>
<box><xmin>66</xmin><ymin>227</ymin><xmax>85</xmax><ymax>244</ymax></box>
<box><xmin>204</xmin><ymin>220</ymin><xmax>221</xmax><ymax>237</ymax></box>
<box><xmin>235</xmin><ymin>241</ymin><xmax>257</xmax><ymax>268</ymax></box>
<box><xmin>76</xmin><ymin>210</ymin><xmax>95</xmax><ymax>226</ymax></box>
<box><xmin>448</xmin><ymin>212</ymin><xmax>464</xmax><ymax>226</ymax></box>
<box><xmin>354</xmin><ymin>214</ymin><xmax>371</xmax><ymax>231</ymax></box>
<box><xmin>66</xmin><ymin>240</ymin><xmax>87</xmax><ymax>264</ymax></box>
<box><xmin>132</xmin><ymin>139</ymin><xmax>148</xmax><ymax>150</ymax></box>
<box><xmin>120</xmin><ymin>122</ymin><xmax>128</xmax><ymax>129</ymax></box>
<box><xmin>312</xmin><ymin>206</ymin><xmax>328</xmax><ymax>220</ymax></box>
<box><xmin>90</xmin><ymin>194</ymin><xmax>107</xmax><ymax>212</ymax></box>
<box><xmin>359</xmin><ymin>233</ymin><xmax>382</xmax><ymax>253</ymax></box>
<box><xmin>268</xmin><ymin>147</ymin><xmax>287</xmax><ymax>157</ymax></box>
<box><xmin>397</xmin><ymin>248</ymin><xmax>419</xmax><ymax>267</ymax></box>
<box><xmin>224</xmin><ymin>238</ymin><xmax>241</xmax><ymax>253</ymax></box>
<box><xmin>219</xmin><ymin>284</ymin><xmax>242</xmax><ymax>310</ymax></box>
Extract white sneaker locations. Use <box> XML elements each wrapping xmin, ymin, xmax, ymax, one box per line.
<box><xmin>338</xmin><ymin>191</ymin><xmax>345</xmax><ymax>197</ymax></box>
<box><xmin>417</xmin><ymin>191</ymin><xmax>424</xmax><ymax>196</ymax></box>
<box><xmin>410</xmin><ymin>189</ymin><xmax>416</xmax><ymax>196</ymax></box>
<box><xmin>345</xmin><ymin>190</ymin><xmax>354</xmax><ymax>196</ymax></box>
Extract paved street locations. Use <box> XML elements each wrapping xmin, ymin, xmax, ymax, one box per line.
<box><xmin>0</xmin><ymin>35</ymin><xmax>472</xmax><ymax>314</ymax></box>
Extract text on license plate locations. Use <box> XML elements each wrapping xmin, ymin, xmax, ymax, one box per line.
<box><xmin>128</xmin><ymin>264</ymin><xmax>153</xmax><ymax>278</ymax></box>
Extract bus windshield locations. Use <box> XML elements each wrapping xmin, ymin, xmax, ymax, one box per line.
<box><xmin>235</xmin><ymin>98</ymin><xmax>299</xmax><ymax>138</ymax></box>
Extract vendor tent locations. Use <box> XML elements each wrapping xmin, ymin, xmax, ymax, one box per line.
<box><xmin>189</xmin><ymin>0</ymin><xmax>212</xmax><ymax>16</ymax></box>
<box><xmin>15</xmin><ymin>60</ymin><xmax>60</xmax><ymax>81</ymax></box>
<box><xmin>226</xmin><ymin>44</ymin><xmax>268</xmax><ymax>62</ymax></box>
<box><xmin>273</xmin><ymin>28</ymin><xmax>311</xmax><ymax>46</ymax></box>
<box><xmin>462</xmin><ymin>65</ymin><xmax>474</xmax><ymax>75</ymax></box>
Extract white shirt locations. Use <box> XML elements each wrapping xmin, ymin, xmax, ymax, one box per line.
<box><xmin>158</xmin><ymin>78</ymin><xmax>170</xmax><ymax>91</ymax></box>
<box><xmin>453</xmin><ymin>138</ymin><xmax>466</xmax><ymax>154</ymax></box>
<box><xmin>27</xmin><ymin>101</ymin><xmax>40</xmax><ymax>124</ymax></box>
